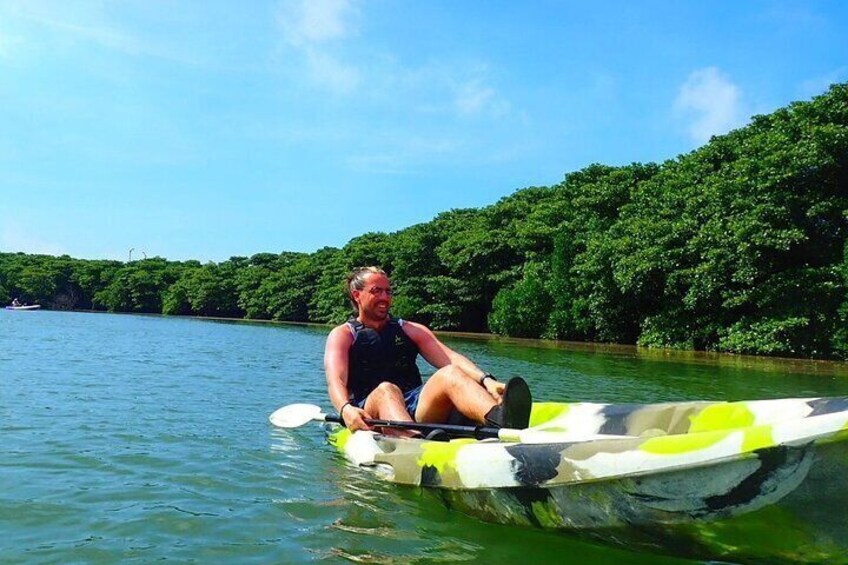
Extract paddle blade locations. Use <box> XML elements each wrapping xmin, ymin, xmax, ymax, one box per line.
<box><xmin>269</xmin><ymin>403</ymin><xmax>326</xmax><ymax>428</ymax></box>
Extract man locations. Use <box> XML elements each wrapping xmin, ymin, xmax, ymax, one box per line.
<box><xmin>324</xmin><ymin>266</ymin><xmax>531</xmax><ymax>434</ymax></box>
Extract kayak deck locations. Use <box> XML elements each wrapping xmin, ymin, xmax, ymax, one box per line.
<box><xmin>326</xmin><ymin>397</ymin><xmax>848</xmax><ymax>564</ymax></box>
<box><xmin>328</xmin><ymin>397</ymin><xmax>848</xmax><ymax>488</ymax></box>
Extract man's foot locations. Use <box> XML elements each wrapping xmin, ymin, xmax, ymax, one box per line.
<box><xmin>484</xmin><ymin>377</ymin><xmax>532</xmax><ymax>429</ymax></box>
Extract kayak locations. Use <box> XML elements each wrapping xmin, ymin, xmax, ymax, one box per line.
<box><xmin>5</xmin><ymin>305</ymin><xmax>41</xmax><ymax>310</ymax></box>
<box><xmin>325</xmin><ymin>397</ymin><xmax>848</xmax><ymax>564</ymax></box>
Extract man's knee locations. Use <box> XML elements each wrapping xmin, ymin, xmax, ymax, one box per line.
<box><xmin>373</xmin><ymin>381</ymin><xmax>403</xmax><ymax>399</ymax></box>
<box><xmin>431</xmin><ymin>365</ymin><xmax>468</xmax><ymax>389</ymax></box>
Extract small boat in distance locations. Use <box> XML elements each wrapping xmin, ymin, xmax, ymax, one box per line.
<box><xmin>5</xmin><ymin>300</ymin><xmax>41</xmax><ymax>311</ymax></box>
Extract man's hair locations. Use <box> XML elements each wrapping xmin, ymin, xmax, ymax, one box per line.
<box><xmin>346</xmin><ymin>266</ymin><xmax>387</xmax><ymax>309</ymax></box>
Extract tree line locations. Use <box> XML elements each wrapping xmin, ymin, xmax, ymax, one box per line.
<box><xmin>2</xmin><ymin>84</ymin><xmax>847</xmax><ymax>359</ymax></box>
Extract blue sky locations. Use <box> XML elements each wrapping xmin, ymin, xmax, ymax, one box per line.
<box><xmin>1</xmin><ymin>1</ymin><xmax>846</xmax><ymax>262</ymax></box>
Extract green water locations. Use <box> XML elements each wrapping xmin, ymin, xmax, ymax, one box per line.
<box><xmin>3</xmin><ymin>311</ymin><xmax>847</xmax><ymax>563</ymax></box>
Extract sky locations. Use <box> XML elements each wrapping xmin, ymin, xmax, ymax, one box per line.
<box><xmin>0</xmin><ymin>1</ymin><xmax>846</xmax><ymax>262</ymax></box>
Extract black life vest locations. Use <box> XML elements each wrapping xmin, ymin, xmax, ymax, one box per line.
<box><xmin>347</xmin><ymin>317</ymin><xmax>422</xmax><ymax>402</ymax></box>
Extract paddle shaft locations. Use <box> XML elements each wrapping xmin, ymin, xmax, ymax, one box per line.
<box><xmin>325</xmin><ymin>414</ymin><xmax>502</xmax><ymax>440</ymax></box>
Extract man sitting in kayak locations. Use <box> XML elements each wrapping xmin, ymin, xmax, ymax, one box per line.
<box><xmin>324</xmin><ymin>266</ymin><xmax>531</xmax><ymax>434</ymax></box>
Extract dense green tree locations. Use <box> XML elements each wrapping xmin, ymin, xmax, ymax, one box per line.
<box><xmin>231</xmin><ymin>252</ymin><xmax>304</xmax><ymax>319</ymax></box>
<box><xmin>310</xmin><ymin>234</ymin><xmax>391</xmax><ymax>324</ymax></box>
<box><xmin>0</xmin><ymin>253</ymin><xmax>81</xmax><ymax>308</ymax></box>
<box><xmin>260</xmin><ymin>252</ymin><xmax>328</xmax><ymax>322</ymax></box>
<box><xmin>162</xmin><ymin>263</ymin><xmax>241</xmax><ymax>317</ymax></box>
<box><xmin>542</xmin><ymin>163</ymin><xmax>659</xmax><ymax>341</ymax></box>
<box><xmin>0</xmin><ymin>271</ymin><xmax>8</xmax><ymax>304</ymax></box>
<box><xmin>830</xmin><ymin>240</ymin><xmax>848</xmax><ymax>357</ymax></box>
<box><xmin>611</xmin><ymin>85</ymin><xmax>848</xmax><ymax>355</ymax></box>
<box><xmin>388</xmin><ymin>223</ymin><xmax>445</xmax><ymax>322</ymax></box>
<box><xmin>488</xmin><ymin>261</ymin><xmax>552</xmax><ymax>337</ymax></box>
<box><xmin>93</xmin><ymin>258</ymin><xmax>185</xmax><ymax>313</ymax></box>
<box><xmin>69</xmin><ymin>260</ymin><xmax>122</xmax><ymax>310</ymax></box>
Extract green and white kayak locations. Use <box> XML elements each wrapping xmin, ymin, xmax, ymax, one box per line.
<box><xmin>325</xmin><ymin>396</ymin><xmax>848</xmax><ymax>564</ymax></box>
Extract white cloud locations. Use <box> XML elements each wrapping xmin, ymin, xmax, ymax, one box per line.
<box><xmin>454</xmin><ymin>78</ymin><xmax>510</xmax><ymax>118</ymax></box>
<box><xmin>0</xmin><ymin>2</ymin><xmax>206</xmax><ymax>66</ymax></box>
<box><xmin>275</xmin><ymin>1</ymin><xmax>511</xmax><ymax>116</ymax></box>
<box><xmin>278</xmin><ymin>0</ymin><xmax>356</xmax><ymax>47</ymax></box>
<box><xmin>272</xmin><ymin>1</ymin><xmax>518</xmax><ymax>169</ymax></box>
<box><xmin>675</xmin><ymin>67</ymin><xmax>744</xmax><ymax>144</ymax></box>
<box><xmin>395</xmin><ymin>63</ymin><xmax>511</xmax><ymax>119</ymax></box>
<box><xmin>455</xmin><ymin>79</ymin><xmax>495</xmax><ymax>115</ymax></box>
<box><xmin>276</xmin><ymin>0</ymin><xmax>360</xmax><ymax>92</ymax></box>
<box><xmin>304</xmin><ymin>47</ymin><xmax>360</xmax><ymax>92</ymax></box>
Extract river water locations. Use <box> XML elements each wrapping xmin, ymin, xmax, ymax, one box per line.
<box><xmin>3</xmin><ymin>311</ymin><xmax>848</xmax><ymax>564</ymax></box>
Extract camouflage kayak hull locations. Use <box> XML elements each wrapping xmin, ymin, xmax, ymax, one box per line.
<box><xmin>326</xmin><ymin>397</ymin><xmax>848</xmax><ymax>563</ymax></box>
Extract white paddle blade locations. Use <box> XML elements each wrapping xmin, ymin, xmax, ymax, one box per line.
<box><xmin>269</xmin><ymin>403</ymin><xmax>326</xmax><ymax>428</ymax></box>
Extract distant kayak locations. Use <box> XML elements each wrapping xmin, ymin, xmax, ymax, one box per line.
<box><xmin>5</xmin><ymin>305</ymin><xmax>41</xmax><ymax>310</ymax></box>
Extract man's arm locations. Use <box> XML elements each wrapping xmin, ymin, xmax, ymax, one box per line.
<box><xmin>324</xmin><ymin>325</ymin><xmax>372</xmax><ymax>431</ymax></box>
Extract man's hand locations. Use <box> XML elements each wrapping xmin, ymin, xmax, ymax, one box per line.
<box><xmin>483</xmin><ymin>377</ymin><xmax>505</xmax><ymax>402</ymax></box>
<box><xmin>342</xmin><ymin>404</ymin><xmax>373</xmax><ymax>432</ymax></box>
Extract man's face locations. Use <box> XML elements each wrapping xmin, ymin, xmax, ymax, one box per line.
<box><xmin>354</xmin><ymin>273</ymin><xmax>393</xmax><ymax>320</ymax></box>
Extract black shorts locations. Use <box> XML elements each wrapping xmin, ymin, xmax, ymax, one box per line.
<box><xmin>354</xmin><ymin>384</ymin><xmax>423</xmax><ymax>420</ymax></box>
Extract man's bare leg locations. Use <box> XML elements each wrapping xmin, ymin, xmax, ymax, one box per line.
<box><xmin>414</xmin><ymin>365</ymin><xmax>497</xmax><ymax>424</ymax></box>
<box><xmin>362</xmin><ymin>381</ymin><xmax>418</xmax><ymax>437</ymax></box>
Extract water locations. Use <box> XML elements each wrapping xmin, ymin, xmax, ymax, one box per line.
<box><xmin>2</xmin><ymin>311</ymin><xmax>847</xmax><ymax>564</ymax></box>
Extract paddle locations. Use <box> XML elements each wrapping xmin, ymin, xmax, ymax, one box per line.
<box><xmin>269</xmin><ymin>403</ymin><xmax>506</xmax><ymax>440</ymax></box>
<box><xmin>268</xmin><ymin>403</ymin><xmax>635</xmax><ymax>443</ymax></box>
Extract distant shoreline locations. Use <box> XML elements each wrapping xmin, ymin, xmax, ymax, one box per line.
<box><xmin>59</xmin><ymin>308</ymin><xmax>848</xmax><ymax>377</ymax></box>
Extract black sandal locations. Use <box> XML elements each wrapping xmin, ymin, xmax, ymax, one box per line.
<box><xmin>484</xmin><ymin>376</ymin><xmax>532</xmax><ymax>429</ymax></box>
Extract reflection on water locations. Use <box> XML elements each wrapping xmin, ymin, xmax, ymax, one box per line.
<box><xmin>441</xmin><ymin>333</ymin><xmax>848</xmax><ymax>405</ymax></box>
